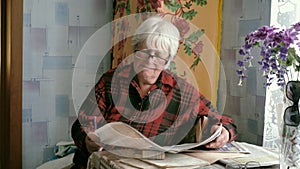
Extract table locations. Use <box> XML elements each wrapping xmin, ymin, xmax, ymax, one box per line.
<box><xmin>87</xmin><ymin>148</ymin><xmax>280</xmax><ymax>169</ymax></box>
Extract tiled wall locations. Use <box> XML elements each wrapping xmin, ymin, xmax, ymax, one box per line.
<box><xmin>218</xmin><ymin>0</ymin><xmax>271</xmax><ymax>145</ymax></box>
<box><xmin>22</xmin><ymin>0</ymin><xmax>113</xmax><ymax>168</ymax></box>
<box><xmin>22</xmin><ymin>0</ymin><xmax>273</xmax><ymax>168</ymax></box>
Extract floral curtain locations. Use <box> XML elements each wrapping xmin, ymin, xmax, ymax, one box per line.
<box><xmin>111</xmin><ymin>0</ymin><xmax>223</xmax><ymax>105</ymax></box>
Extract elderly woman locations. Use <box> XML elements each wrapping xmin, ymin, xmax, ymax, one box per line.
<box><xmin>71</xmin><ymin>15</ymin><xmax>237</xmax><ymax>169</ymax></box>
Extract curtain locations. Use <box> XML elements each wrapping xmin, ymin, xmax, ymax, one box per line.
<box><xmin>111</xmin><ymin>0</ymin><xmax>223</xmax><ymax>105</ymax></box>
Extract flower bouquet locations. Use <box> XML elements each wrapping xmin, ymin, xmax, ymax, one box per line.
<box><xmin>236</xmin><ymin>22</ymin><xmax>300</xmax><ymax>87</ymax></box>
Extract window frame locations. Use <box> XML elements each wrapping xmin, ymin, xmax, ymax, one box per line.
<box><xmin>0</xmin><ymin>0</ymin><xmax>23</xmax><ymax>168</ymax></box>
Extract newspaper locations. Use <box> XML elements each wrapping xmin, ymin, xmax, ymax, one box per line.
<box><xmin>134</xmin><ymin>153</ymin><xmax>210</xmax><ymax>168</ymax></box>
<box><xmin>184</xmin><ymin>141</ymin><xmax>251</xmax><ymax>154</ymax></box>
<box><xmin>218</xmin><ymin>142</ymin><xmax>279</xmax><ymax>168</ymax></box>
<box><xmin>93</xmin><ymin>122</ymin><xmax>222</xmax><ymax>154</ymax></box>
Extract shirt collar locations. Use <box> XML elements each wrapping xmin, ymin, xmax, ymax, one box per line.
<box><xmin>115</xmin><ymin>63</ymin><xmax>175</xmax><ymax>88</ymax></box>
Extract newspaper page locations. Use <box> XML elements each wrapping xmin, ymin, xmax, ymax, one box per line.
<box><xmin>219</xmin><ymin>142</ymin><xmax>279</xmax><ymax>168</ymax></box>
<box><xmin>94</xmin><ymin>122</ymin><xmax>222</xmax><ymax>153</ymax></box>
<box><xmin>184</xmin><ymin>141</ymin><xmax>251</xmax><ymax>153</ymax></box>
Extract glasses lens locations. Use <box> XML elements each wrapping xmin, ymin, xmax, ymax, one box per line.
<box><xmin>245</xmin><ymin>161</ymin><xmax>260</xmax><ymax>168</ymax></box>
<box><xmin>225</xmin><ymin>163</ymin><xmax>240</xmax><ymax>169</ymax></box>
<box><xmin>284</xmin><ymin>106</ymin><xmax>300</xmax><ymax>126</ymax></box>
<box><xmin>286</xmin><ymin>81</ymin><xmax>300</xmax><ymax>103</ymax></box>
<box><xmin>135</xmin><ymin>50</ymin><xmax>168</xmax><ymax>65</ymax></box>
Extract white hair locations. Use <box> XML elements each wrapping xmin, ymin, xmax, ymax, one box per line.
<box><xmin>132</xmin><ymin>16</ymin><xmax>180</xmax><ymax>69</ymax></box>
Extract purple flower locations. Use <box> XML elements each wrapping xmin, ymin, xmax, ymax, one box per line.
<box><xmin>192</xmin><ymin>41</ymin><xmax>204</xmax><ymax>55</ymax></box>
<box><xmin>239</xmin><ymin>49</ymin><xmax>246</xmax><ymax>55</ymax></box>
<box><xmin>173</xmin><ymin>17</ymin><xmax>190</xmax><ymax>40</ymax></box>
<box><xmin>236</xmin><ymin>69</ymin><xmax>243</xmax><ymax>75</ymax></box>
<box><xmin>292</xmin><ymin>22</ymin><xmax>300</xmax><ymax>31</ymax></box>
<box><xmin>245</xmin><ymin>55</ymin><xmax>253</xmax><ymax>62</ymax></box>
<box><xmin>236</xmin><ymin>21</ymin><xmax>300</xmax><ymax>87</ymax></box>
<box><xmin>237</xmin><ymin>60</ymin><xmax>244</xmax><ymax>67</ymax></box>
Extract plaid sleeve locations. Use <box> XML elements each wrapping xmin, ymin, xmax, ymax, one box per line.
<box><xmin>197</xmin><ymin>93</ymin><xmax>238</xmax><ymax>142</ymax></box>
<box><xmin>72</xmin><ymin>74</ymin><xmax>108</xmax><ymax>151</ymax></box>
<box><xmin>71</xmin><ymin>119</ymin><xmax>88</xmax><ymax>152</ymax></box>
<box><xmin>77</xmin><ymin>74</ymin><xmax>108</xmax><ymax>133</ymax></box>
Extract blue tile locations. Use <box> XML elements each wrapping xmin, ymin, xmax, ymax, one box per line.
<box><xmin>43</xmin><ymin>147</ymin><xmax>55</xmax><ymax>162</ymax></box>
<box><xmin>239</xmin><ymin>19</ymin><xmax>262</xmax><ymax>36</ymax></box>
<box><xmin>43</xmin><ymin>56</ymin><xmax>72</xmax><ymax>69</ymax></box>
<box><xmin>56</xmin><ymin>95</ymin><xmax>69</xmax><ymax>117</ymax></box>
<box><xmin>23</xmin><ymin>13</ymin><xmax>31</xmax><ymax>26</ymax></box>
<box><xmin>246</xmin><ymin>67</ymin><xmax>257</xmax><ymax>95</ymax></box>
<box><xmin>55</xmin><ymin>2</ymin><xmax>68</xmax><ymax>25</ymax></box>
<box><xmin>248</xmin><ymin>119</ymin><xmax>258</xmax><ymax>134</ymax></box>
<box><xmin>22</xmin><ymin>108</ymin><xmax>32</xmax><ymax>123</ymax></box>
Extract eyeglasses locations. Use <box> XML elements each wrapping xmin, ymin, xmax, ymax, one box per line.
<box><xmin>134</xmin><ymin>49</ymin><xmax>169</xmax><ymax>66</ymax></box>
<box><xmin>225</xmin><ymin>161</ymin><xmax>260</xmax><ymax>169</ymax></box>
<box><xmin>284</xmin><ymin>81</ymin><xmax>300</xmax><ymax>126</ymax></box>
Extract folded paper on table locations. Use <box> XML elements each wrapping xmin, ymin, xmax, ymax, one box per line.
<box><xmin>93</xmin><ymin>118</ymin><xmax>221</xmax><ymax>159</ymax></box>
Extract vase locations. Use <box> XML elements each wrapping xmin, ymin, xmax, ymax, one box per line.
<box><xmin>279</xmin><ymin>81</ymin><xmax>300</xmax><ymax>169</ymax></box>
<box><xmin>280</xmin><ymin>125</ymin><xmax>300</xmax><ymax>168</ymax></box>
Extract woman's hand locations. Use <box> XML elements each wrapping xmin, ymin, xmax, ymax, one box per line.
<box><xmin>85</xmin><ymin>132</ymin><xmax>101</xmax><ymax>153</ymax></box>
<box><xmin>205</xmin><ymin>125</ymin><xmax>229</xmax><ymax>149</ymax></box>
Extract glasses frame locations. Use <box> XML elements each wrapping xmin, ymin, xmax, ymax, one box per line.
<box><xmin>134</xmin><ymin>49</ymin><xmax>170</xmax><ymax>66</ymax></box>
<box><xmin>284</xmin><ymin>81</ymin><xmax>300</xmax><ymax>126</ymax></box>
<box><xmin>284</xmin><ymin>105</ymin><xmax>300</xmax><ymax>126</ymax></box>
<box><xmin>225</xmin><ymin>161</ymin><xmax>261</xmax><ymax>169</ymax></box>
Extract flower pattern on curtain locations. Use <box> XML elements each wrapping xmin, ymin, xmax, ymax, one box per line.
<box><xmin>111</xmin><ymin>0</ymin><xmax>222</xmax><ymax>104</ymax></box>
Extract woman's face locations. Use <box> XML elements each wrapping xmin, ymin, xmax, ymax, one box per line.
<box><xmin>133</xmin><ymin>44</ymin><xmax>170</xmax><ymax>85</ymax></box>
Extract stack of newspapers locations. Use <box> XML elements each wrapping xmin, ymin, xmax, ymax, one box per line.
<box><xmin>88</xmin><ymin>122</ymin><xmax>278</xmax><ymax>168</ymax></box>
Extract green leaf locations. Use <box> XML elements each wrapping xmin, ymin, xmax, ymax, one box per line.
<box><xmin>184</xmin><ymin>1</ymin><xmax>192</xmax><ymax>9</ymax></box>
<box><xmin>288</xmin><ymin>48</ymin><xmax>300</xmax><ymax>69</ymax></box>
<box><xmin>126</xmin><ymin>0</ymin><xmax>131</xmax><ymax>15</ymax></box>
<box><xmin>165</xmin><ymin>0</ymin><xmax>183</xmax><ymax>12</ymax></box>
<box><xmin>191</xmin><ymin>55</ymin><xmax>202</xmax><ymax>70</ymax></box>
<box><xmin>117</xmin><ymin>2</ymin><xmax>125</xmax><ymax>8</ymax></box>
<box><xmin>286</xmin><ymin>55</ymin><xmax>293</xmax><ymax>67</ymax></box>
<box><xmin>182</xmin><ymin>10</ymin><xmax>197</xmax><ymax>20</ymax></box>
<box><xmin>295</xmin><ymin>65</ymin><xmax>300</xmax><ymax>72</ymax></box>
<box><xmin>184</xmin><ymin>42</ymin><xmax>192</xmax><ymax>56</ymax></box>
<box><xmin>191</xmin><ymin>0</ymin><xmax>207</xmax><ymax>6</ymax></box>
<box><xmin>294</xmin><ymin>54</ymin><xmax>300</xmax><ymax>64</ymax></box>
<box><xmin>185</xmin><ymin>30</ymin><xmax>204</xmax><ymax>43</ymax></box>
<box><xmin>252</xmin><ymin>41</ymin><xmax>260</xmax><ymax>47</ymax></box>
<box><xmin>169</xmin><ymin>62</ymin><xmax>178</xmax><ymax>74</ymax></box>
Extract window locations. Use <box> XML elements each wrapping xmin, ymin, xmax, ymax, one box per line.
<box><xmin>263</xmin><ymin>0</ymin><xmax>300</xmax><ymax>150</ymax></box>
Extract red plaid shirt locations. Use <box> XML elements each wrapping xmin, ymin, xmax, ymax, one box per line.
<box><xmin>72</xmin><ymin>63</ymin><xmax>237</xmax><ymax>154</ymax></box>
